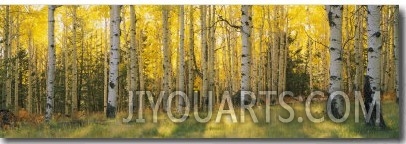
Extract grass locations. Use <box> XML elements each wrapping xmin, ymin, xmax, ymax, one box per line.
<box><xmin>0</xmin><ymin>100</ymin><xmax>399</xmax><ymax>138</ymax></box>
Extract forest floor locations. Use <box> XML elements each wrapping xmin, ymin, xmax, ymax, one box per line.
<box><xmin>0</xmin><ymin>100</ymin><xmax>399</xmax><ymax>138</ymax></box>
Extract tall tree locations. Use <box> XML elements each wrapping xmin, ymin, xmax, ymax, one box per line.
<box><xmin>107</xmin><ymin>5</ymin><xmax>121</xmax><ymax>118</ymax></box>
<box><xmin>178</xmin><ymin>5</ymin><xmax>185</xmax><ymax>111</ymax></box>
<box><xmin>354</xmin><ymin>5</ymin><xmax>362</xmax><ymax>92</ymax></box>
<box><xmin>4</xmin><ymin>6</ymin><xmax>12</xmax><ymax>109</ymax></box>
<box><xmin>71</xmin><ymin>6</ymin><xmax>78</xmax><ymax>116</ymax></box>
<box><xmin>62</xmin><ymin>9</ymin><xmax>71</xmax><ymax>116</ymax></box>
<box><xmin>326</xmin><ymin>5</ymin><xmax>345</xmax><ymax>119</ymax></box>
<box><xmin>241</xmin><ymin>5</ymin><xmax>252</xmax><ymax>102</ymax></box>
<box><xmin>162</xmin><ymin>5</ymin><xmax>172</xmax><ymax>112</ymax></box>
<box><xmin>364</xmin><ymin>5</ymin><xmax>386</xmax><ymax>128</ymax></box>
<box><xmin>200</xmin><ymin>5</ymin><xmax>208</xmax><ymax>109</ymax></box>
<box><xmin>45</xmin><ymin>5</ymin><xmax>59</xmax><ymax>122</ymax></box>
<box><xmin>128</xmin><ymin>5</ymin><xmax>139</xmax><ymax>116</ymax></box>
<box><xmin>14</xmin><ymin>13</ymin><xmax>20</xmax><ymax>112</ymax></box>
<box><xmin>187</xmin><ymin>6</ymin><xmax>195</xmax><ymax>107</ymax></box>
<box><xmin>394</xmin><ymin>5</ymin><xmax>399</xmax><ymax>103</ymax></box>
<box><xmin>103</xmin><ymin>18</ymin><xmax>109</xmax><ymax>113</ymax></box>
<box><xmin>27</xmin><ymin>29</ymin><xmax>34</xmax><ymax>113</ymax></box>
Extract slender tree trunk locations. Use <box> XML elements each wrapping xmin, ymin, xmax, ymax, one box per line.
<box><xmin>282</xmin><ymin>6</ymin><xmax>289</xmax><ymax>92</ymax></box>
<box><xmin>139</xmin><ymin>30</ymin><xmax>145</xmax><ymax>91</ymax></box>
<box><xmin>107</xmin><ymin>5</ymin><xmax>121</xmax><ymax>118</ymax></box>
<box><xmin>271</xmin><ymin>6</ymin><xmax>279</xmax><ymax>104</ymax></box>
<box><xmin>394</xmin><ymin>5</ymin><xmax>399</xmax><ymax>103</ymax></box>
<box><xmin>188</xmin><ymin>6</ymin><xmax>195</xmax><ymax>108</ymax></box>
<box><xmin>162</xmin><ymin>6</ymin><xmax>172</xmax><ymax>112</ymax></box>
<box><xmin>104</xmin><ymin>18</ymin><xmax>109</xmax><ymax>113</ymax></box>
<box><xmin>71</xmin><ymin>6</ymin><xmax>78</xmax><ymax>116</ymax></box>
<box><xmin>5</xmin><ymin>6</ymin><xmax>12</xmax><ymax>109</ymax></box>
<box><xmin>277</xmin><ymin>6</ymin><xmax>285</xmax><ymax>95</ymax></box>
<box><xmin>200</xmin><ymin>5</ymin><xmax>208</xmax><ymax>109</ymax></box>
<box><xmin>129</xmin><ymin>5</ymin><xmax>138</xmax><ymax>115</ymax></box>
<box><xmin>209</xmin><ymin>6</ymin><xmax>216</xmax><ymax>105</ymax></box>
<box><xmin>46</xmin><ymin>5</ymin><xmax>58</xmax><ymax>122</ymax></box>
<box><xmin>241</xmin><ymin>5</ymin><xmax>252</xmax><ymax>102</ymax></box>
<box><xmin>354</xmin><ymin>5</ymin><xmax>362</xmax><ymax>92</ymax></box>
<box><xmin>28</xmin><ymin>30</ymin><xmax>34</xmax><ymax>113</ymax></box>
<box><xmin>14</xmin><ymin>15</ymin><xmax>20</xmax><ymax>112</ymax></box>
<box><xmin>326</xmin><ymin>5</ymin><xmax>344</xmax><ymax>119</ymax></box>
<box><xmin>178</xmin><ymin>5</ymin><xmax>186</xmax><ymax>111</ymax></box>
<box><xmin>344</xmin><ymin>6</ymin><xmax>353</xmax><ymax>94</ymax></box>
<box><xmin>62</xmin><ymin>16</ymin><xmax>70</xmax><ymax>116</ymax></box>
<box><xmin>365</xmin><ymin>5</ymin><xmax>386</xmax><ymax>128</ymax></box>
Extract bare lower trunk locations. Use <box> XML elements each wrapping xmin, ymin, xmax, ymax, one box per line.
<box><xmin>72</xmin><ymin>6</ymin><xmax>78</xmax><ymax>116</ymax></box>
<box><xmin>178</xmin><ymin>6</ymin><xmax>185</xmax><ymax>111</ymax></box>
<box><xmin>162</xmin><ymin>6</ymin><xmax>172</xmax><ymax>112</ymax></box>
<box><xmin>46</xmin><ymin>5</ymin><xmax>58</xmax><ymax>122</ymax></box>
<box><xmin>200</xmin><ymin>5</ymin><xmax>208</xmax><ymax>109</ymax></box>
<box><xmin>188</xmin><ymin>6</ymin><xmax>195</xmax><ymax>108</ymax></box>
<box><xmin>241</xmin><ymin>5</ymin><xmax>252</xmax><ymax>102</ymax></box>
<box><xmin>365</xmin><ymin>5</ymin><xmax>386</xmax><ymax>128</ymax></box>
<box><xmin>326</xmin><ymin>5</ymin><xmax>344</xmax><ymax>119</ymax></box>
<box><xmin>107</xmin><ymin>5</ymin><xmax>121</xmax><ymax>118</ymax></box>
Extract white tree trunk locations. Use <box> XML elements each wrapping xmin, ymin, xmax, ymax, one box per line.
<box><xmin>200</xmin><ymin>5</ymin><xmax>208</xmax><ymax>109</ymax></box>
<box><xmin>107</xmin><ymin>5</ymin><xmax>121</xmax><ymax>118</ymax></box>
<box><xmin>71</xmin><ymin>6</ymin><xmax>78</xmax><ymax>115</ymax></box>
<box><xmin>241</xmin><ymin>5</ymin><xmax>252</xmax><ymax>102</ymax></box>
<box><xmin>5</xmin><ymin>6</ymin><xmax>12</xmax><ymax>109</ymax></box>
<box><xmin>46</xmin><ymin>5</ymin><xmax>58</xmax><ymax>122</ymax></box>
<box><xmin>188</xmin><ymin>6</ymin><xmax>195</xmax><ymax>107</ymax></box>
<box><xmin>162</xmin><ymin>6</ymin><xmax>172</xmax><ymax>112</ymax></box>
<box><xmin>178</xmin><ymin>5</ymin><xmax>185</xmax><ymax>111</ymax></box>
<box><xmin>365</xmin><ymin>5</ymin><xmax>386</xmax><ymax>127</ymax></box>
<box><xmin>394</xmin><ymin>5</ymin><xmax>399</xmax><ymax>103</ymax></box>
<box><xmin>326</xmin><ymin>5</ymin><xmax>344</xmax><ymax>119</ymax></box>
<box><xmin>354</xmin><ymin>5</ymin><xmax>361</xmax><ymax>91</ymax></box>
<box><xmin>129</xmin><ymin>5</ymin><xmax>138</xmax><ymax>116</ymax></box>
<box><xmin>208</xmin><ymin>6</ymin><xmax>216</xmax><ymax>105</ymax></box>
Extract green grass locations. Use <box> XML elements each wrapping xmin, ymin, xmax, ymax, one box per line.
<box><xmin>1</xmin><ymin>101</ymin><xmax>399</xmax><ymax>138</ymax></box>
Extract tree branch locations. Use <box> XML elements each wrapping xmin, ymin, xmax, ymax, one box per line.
<box><xmin>215</xmin><ymin>15</ymin><xmax>241</xmax><ymax>30</ymax></box>
<box><xmin>304</xmin><ymin>30</ymin><xmax>329</xmax><ymax>49</ymax></box>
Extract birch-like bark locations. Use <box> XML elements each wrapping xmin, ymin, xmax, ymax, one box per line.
<box><xmin>241</xmin><ymin>5</ymin><xmax>252</xmax><ymax>102</ymax></box>
<box><xmin>188</xmin><ymin>6</ymin><xmax>195</xmax><ymax>107</ymax></box>
<box><xmin>71</xmin><ymin>6</ymin><xmax>78</xmax><ymax>115</ymax></box>
<box><xmin>5</xmin><ymin>6</ymin><xmax>12</xmax><ymax>109</ymax></box>
<box><xmin>178</xmin><ymin>5</ymin><xmax>185</xmax><ymax>111</ymax></box>
<box><xmin>364</xmin><ymin>5</ymin><xmax>386</xmax><ymax>127</ymax></box>
<box><xmin>208</xmin><ymin>6</ymin><xmax>217</xmax><ymax>105</ymax></box>
<box><xmin>326</xmin><ymin>5</ymin><xmax>344</xmax><ymax>119</ymax></box>
<box><xmin>354</xmin><ymin>5</ymin><xmax>362</xmax><ymax>92</ymax></box>
<box><xmin>107</xmin><ymin>5</ymin><xmax>121</xmax><ymax>118</ymax></box>
<box><xmin>46</xmin><ymin>5</ymin><xmax>58</xmax><ymax>122</ymax></box>
<box><xmin>162</xmin><ymin>6</ymin><xmax>172</xmax><ymax>112</ymax></box>
<box><xmin>200</xmin><ymin>5</ymin><xmax>208</xmax><ymax>109</ymax></box>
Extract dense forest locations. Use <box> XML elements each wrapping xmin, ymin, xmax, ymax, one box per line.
<box><xmin>0</xmin><ymin>5</ymin><xmax>399</xmax><ymax>131</ymax></box>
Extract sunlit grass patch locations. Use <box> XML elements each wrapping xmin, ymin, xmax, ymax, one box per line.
<box><xmin>1</xmin><ymin>100</ymin><xmax>399</xmax><ymax>138</ymax></box>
